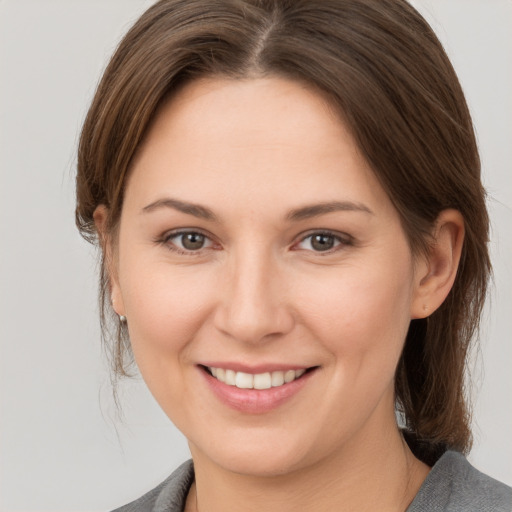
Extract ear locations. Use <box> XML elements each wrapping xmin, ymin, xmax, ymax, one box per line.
<box><xmin>93</xmin><ymin>205</ymin><xmax>126</xmax><ymax>317</ymax></box>
<box><xmin>410</xmin><ymin>209</ymin><xmax>465</xmax><ymax>319</ymax></box>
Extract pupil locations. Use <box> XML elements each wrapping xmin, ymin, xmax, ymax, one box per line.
<box><xmin>312</xmin><ymin>234</ymin><xmax>334</xmax><ymax>251</ymax></box>
<box><xmin>182</xmin><ymin>233</ymin><xmax>205</xmax><ymax>250</ymax></box>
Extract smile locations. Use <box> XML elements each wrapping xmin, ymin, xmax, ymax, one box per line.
<box><xmin>207</xmin><ymin>367</ymin><xmax>306</xmax><ymax>390</ymax></box>
<box><xmin>201</xmin><ymin>364</ymin><xmax>316</xmax><ymax>413</ymax></box>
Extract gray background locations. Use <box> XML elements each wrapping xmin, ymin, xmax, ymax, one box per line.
<box><xmin>0</xmin><ymin>1</ymin><xmax>510</xmax><ymax>510</ymax></box>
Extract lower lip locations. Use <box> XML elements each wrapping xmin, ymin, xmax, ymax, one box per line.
<box><xmin>200</xmin><ymin>367</ymin><xmax>315</xmax><ymax>414</ymax></box>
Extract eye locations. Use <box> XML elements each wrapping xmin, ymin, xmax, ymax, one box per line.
<box><xmin>162</xmin><ymin>230</ymin><xmax>214</xmax><ymax>253</ymax></box>
<box><xmin>295</xmin><ymin>231</ymin><xmax>350</xmax><ymax>253</ymax></box>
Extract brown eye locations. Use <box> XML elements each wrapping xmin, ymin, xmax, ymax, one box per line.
<box><xmin>311</xmin><ymin>234</ymin><xmax>335</xmax><ymax>251</ymax></box>
<box><xmin>163</xmin><ymin>231</ymin><xmax>214</xmax><ymax>253</ymax></box>
<box><xmin>179</xmin><ymin>232</ymin><xmax>206</xmax><ymax>250</ymax></box>
<box><xmin>295</xmin><ymin>231</ymin><xmax>349</xmax><ymax>253</ymax></box>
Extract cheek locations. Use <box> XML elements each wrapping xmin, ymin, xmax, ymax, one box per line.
<box><xmin>118</xmin><ymin>261</ymin><xmax>222</xmax><ymax>424</ymax></box>
<box><xmin>118</xmin><ymin>253</ymin><xmax>217</xmax><ymax>371</ymax></box>
<box><xmin>295</xmin><ymin>253</ymin><xmax>414</xmax><ymax>367</ymax></box>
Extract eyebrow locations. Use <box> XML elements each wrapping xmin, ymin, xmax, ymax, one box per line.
<box><xmin>286</xmin><ymin>201</ymin><xmax>374</xmax><ymax>221</ymax></box>
<box><xmin>142</xmin><ymin>198</ymin><xmax>217</xmax><ymax>221</ymax></box>
<box><xmin>141</xmin><ymin>197</ymin><xmax>373</xmax><ymax>222</ymax></box>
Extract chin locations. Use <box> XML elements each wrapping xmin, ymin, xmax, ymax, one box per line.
<box><xmin>189</xmin><ymin>426</ymin><xmax>319</xmax><ymax>478</ymax></box>
<box><xmin>218</xmin><ymin>450</ymin><xmax>308</xmax><ymax>478</ymax></box>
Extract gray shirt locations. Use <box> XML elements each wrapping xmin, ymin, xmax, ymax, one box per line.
<box><xmin>112</xmin><ymin>451</ymin><xmax>512</xmax><ymax>511</ymax></box>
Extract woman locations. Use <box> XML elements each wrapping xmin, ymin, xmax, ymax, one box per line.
<box><xmin>76</xmin><ymin>0</ymin><xmax>511</xmax><ymax>510</ymax></box>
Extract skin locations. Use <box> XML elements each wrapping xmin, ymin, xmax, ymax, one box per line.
<box><xmin>95</xmin><ymin>77</ymin><xmax>464</xmax><ymax>511</ymax></box>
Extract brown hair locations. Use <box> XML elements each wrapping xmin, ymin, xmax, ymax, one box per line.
<box><xmin>76</xmin><ymin>0</ymin><xmax>490</xmax><ymax>462</ymax></box>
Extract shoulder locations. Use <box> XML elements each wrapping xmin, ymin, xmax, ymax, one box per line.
<box><xmin>408</xmin><ymin>451</ymin><xmax>512</xmax><ymax>512</ymax></box>
<box><xmin>110</xmin><ymin>460</ymin><xmax>194</xmax><ymax>512</ymax></box>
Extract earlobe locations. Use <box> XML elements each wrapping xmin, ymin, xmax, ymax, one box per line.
<box><xmin>411</xmin><ymin>209</ymin><xmax>465</xmax><ymax>319</ymax></box>
<box><xmin>111</xmin><ymin>287</ymin><xmax>126</xmax><ymax>318</ymax></box>
<box><xmin>93</xmin><ymin>205</ymin><xmax>126</xmax><ymax>317</ymax></box>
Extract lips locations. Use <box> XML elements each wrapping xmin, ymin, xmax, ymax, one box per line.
<box><xmin>199</xmin><ymin>364</ymin><xmax>316</xmax><ymax>414</ymax></box>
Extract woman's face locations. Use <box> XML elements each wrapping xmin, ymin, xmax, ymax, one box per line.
<box><xmin>110</xmin><ymin>77</ymin><xmax>423</xmax><ymax>476</ymax></box>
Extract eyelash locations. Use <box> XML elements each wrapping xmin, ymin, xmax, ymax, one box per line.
<box><xmin>156</xmin><ymin>229</ymin><xmax>216</xmax><ymax>256</ymax></box>
<box><xmin>155</xmin><ymin>229</ymin><xmax>353</xmax><ymax>256</ymax></box>
<box><xmin>293</xmin><ymin>230</ymin><xmax>353</xmax><ymax>254</ymax></box>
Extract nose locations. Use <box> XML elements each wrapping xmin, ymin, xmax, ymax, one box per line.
<box><xmin>213</xmin><ymin>247</ymin><xmax>294</xmax><ymax>344</ymax></box>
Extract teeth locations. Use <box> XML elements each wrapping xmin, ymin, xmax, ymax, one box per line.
<box><xmin>284</xmin><ymin>369</ymin><xmax>296</xmax><ymax>383</ymax></box>
<box><xmin>253</xmin><ymin>372</ymin><xmax>271</xmax><ymax>390</ymax></box>
<box><xmin>235</xmin><ymin>372</ymin><xmax>253</xmax><ymax>389</ymax></box>
<box><xmin>225</xmin><ymin>369</ymin><xmax>236</xmax><ymax>386</ymax></box>
<box><xmin>208</xmin><ymin>367</ymin><xmax>307</xmax><ymax>389</ymax></box>
<box><xmin>271</xmin><ymin>371</ymin><xmax>284</xmax><ymax>387</ymax></box>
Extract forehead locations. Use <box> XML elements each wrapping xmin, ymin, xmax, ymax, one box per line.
<box><xmin>125</xmin><ymin>76</ymin><xmax>393</xmax><ymax>218</ymax></box>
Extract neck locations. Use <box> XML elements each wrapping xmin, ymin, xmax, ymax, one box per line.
<box><xmin>186</xmin><ymin>425</ymin><xmax>429</xmax><ymax>512</ymax></box>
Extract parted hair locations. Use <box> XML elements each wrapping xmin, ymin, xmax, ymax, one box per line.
<box><xmin>76</xmin><ymin>0</ymin><xmax>490</xmax><ymax>463</ymax></box>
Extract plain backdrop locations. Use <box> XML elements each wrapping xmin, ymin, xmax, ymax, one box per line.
<box><xmin>0</xmin><ymin>1</ymin><xmax>510</xmax><ymax>511</ymax></box>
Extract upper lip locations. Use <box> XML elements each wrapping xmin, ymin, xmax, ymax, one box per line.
<box><xmin>199</xmin><ymin>362</ymin><xmax>315</xmax><ymax>374</ymax></box>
